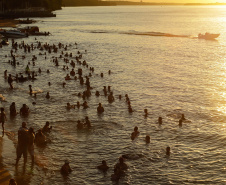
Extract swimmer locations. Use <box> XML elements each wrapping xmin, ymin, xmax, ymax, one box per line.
<box><xmin>82</xmin><ymin>101</ymin><xmax>89</xmax><ymax>109</ymax></box>
<box><xmin>0</xmin><ymin>108</ymin><xmax>7</xmax><ymax>135</ymax></box>
<box><xmin>35</xmin><ymin>129</ymin><xmax>46</xmax><ymax>146</ymax></box>
<box><xmin>114</xmin><ymin>157</ymin><xmax>128</xmax><ymax>171</ymax></box>
<box><xmin>179</xmin><ymin>119</ymin><xmax>182</xmax><ymax>127</ymax></box>
<box><xmin>158</xmin><ymin>117</ymin><xmax>162</xmax><ymax>125</ymax></box>
<box><xmin>145</xmin><ymin>135</ymin><xmax>150</xmax><ymax>143</ymax></box>
<box><xmin>46</xmin><ymin>92</ymin><xmax>50</xmax><ymax>99</ymax></box>
<box><xmin>95</xmin><ymin>91</ymin><xmax>100</xmax><ymax>96</ymax></box>
<box><xmin>166</xmin><ymin>146</ymin><xmax>170</xmax><ymax>156</ymax></box>
<box><xmin>97</xmin><ymin>103</ymin><xmax>104</xmax><ymax>114</ymax></box>
<box><xmin>111</xmin><ymin>168</ymin><xmax>121</xmax><ymax>181</ymax></box>
<box><xmin>42</xmin><ymin>121</ymin><xmax>52</xmax><ymax>133</ymax></box>
<box><xmin>61</xmin><ymin>160</ymin><xmax>72</xmax><ymax>175</ymax></box>
<box><xmin>84</xmin><ymin>116</ymin><xmax>91</xmax><ymax>128</ymax></box>
<box><xmin>8</xmin><ymin>74</ymin><xmax>13</xmax><ymax>89</ymax></box>
<box><xmin>131</xmin><ymin>126</ymin><xmax>139</xmax><ymax>140</ymax></box>
<box><xmin>181</xmin><ymin>114</ymin><xmax>185</xmax><ymax>120</ymax></box>
<box><xmin>77</xmin><ymin>120</ymin><xmax>83</xmax><ymax>129</ymax></box>
<box><xmin>67</xmin><ymin>102</ymin><xmax>75</xmax><ymax>109</ymax></box>
<box><xmin>20</xmin><ymin>104</ymin><xmax>30</xmax><ymax>116</ymax></box>
<box><xmin>29</xmin><ymin>85</ymin><xmax>32</xmax><ymax>95</ymax></box>
<box><xmin>97</xmin><ymin>160</ymin><xmax>109</xmax><ymax>172</ymax></box>
<box><xmin>10</xmin><ymin>102</ymin><xmax>17</xmax><ymax>116</ymax></box>
<box><xmin>144</xmin><ymin>109</ymin><xmax>148</xmax><ymax>117</ymax></box>
<box><xmin>76</xmin><ymin>101</ymin><xmax>80</xmax><ymax>109</ymax></box>
<box><xmin>70</xmin><ymin>68</ymin><xmax>75</xmax><ymax>76</ymax></box>
<box><xmin>128</xmin><ymin>106</ymin><xmax>133</xmax><ymax>113</ymax></box>
<box><xmin>108</xmin><ymin>92</ymin><xmax>114</xmax><ymax>103</ymax></box>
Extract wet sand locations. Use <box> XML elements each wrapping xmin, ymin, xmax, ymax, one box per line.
<box><xmin>0</xmin><ymin>19</ymin><xmax>19</xmax><ymax>28</ymax></box>
<box><xmin>0</xmin><ymin>137</ymin><xmax>12</xmax><ymax>185</ymax></box>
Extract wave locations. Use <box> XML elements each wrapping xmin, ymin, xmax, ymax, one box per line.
<box><xmin>123</xmin><ymin>30</ymin><xmax>191</xmax><ymax>38</ymax></box>
<box><xmin>86</xmin><ymin>29</ymin><xmax>194</xmax><ymax>38</ymax></box>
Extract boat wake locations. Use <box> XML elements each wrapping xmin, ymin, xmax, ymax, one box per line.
<box><xmin>122</xmin><ymin>30</ymin><xmax>190</xmax><ymax>38</ymax></box>
<box><xmin>79</xmin><ymin>29</ymin><xmax>220</xmax><ymax>40</ymax></box>
<box><xmin>86</xmin><ymin>29</ymin><xmax>194</xmax><ymax>39</ymax></box>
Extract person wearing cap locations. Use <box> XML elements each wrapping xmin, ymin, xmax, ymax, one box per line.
<box><xmin>61</xmin><ymin>160</ymin><xmax>72</xmax><ymax>175</ymax></box>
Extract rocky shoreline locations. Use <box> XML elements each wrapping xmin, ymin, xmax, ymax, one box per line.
<box><xmin>0</xmin><ymin>10</ymin><xmax>56</xmax><ymax>19</ymax></box>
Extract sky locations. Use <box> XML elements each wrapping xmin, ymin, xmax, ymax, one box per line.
<box><xmin>120</xmin><ymin>0</ymin><xmax>226</xmax><ymax>3</ymax></box>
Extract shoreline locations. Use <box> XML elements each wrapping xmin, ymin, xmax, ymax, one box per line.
<box><xmin>0</xmin><ymin>19</ymin><xmax>19</xmax><ymax>28</ymax></box>
<box><xmin>0</xmin><ymin>136</ymin><xmax>13</xmax><ymax>185</ymax></box>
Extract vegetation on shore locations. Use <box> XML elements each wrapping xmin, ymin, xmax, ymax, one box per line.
<box><xmin>62</xmin><ymin>0</ymin><xmax>115</xmax><ymax>6</ymax></box>
<box><xmin>1</xmin><ymin>0</ymin><xmax>62</xmax><ymax>11</ymax></box>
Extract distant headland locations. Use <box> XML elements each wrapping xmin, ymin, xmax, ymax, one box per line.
<box><xmin>62</xmin><ymin>1</ymin><xmax>226</xmax><ymax>6</ymax></box>
<box><xmin>1</xmin><ymin>0</ymin><xmax>226</xmax><ymax>19</ymax></box>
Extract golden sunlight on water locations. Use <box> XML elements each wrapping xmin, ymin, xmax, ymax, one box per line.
<box><xmin>1</xmin><ymin>5</ymin><xmax>226</xmax><ymax>185</ymax></box>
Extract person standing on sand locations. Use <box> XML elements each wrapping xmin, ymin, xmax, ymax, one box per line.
<box><xmin>0</xmin><ymin>107</ymin><xmax>7</xmax><ymax>136</ymax></box>
<box><xmin>16</xmin><ymin>122</ymin><xmax>29</xmax><ymax>165</ymax></box>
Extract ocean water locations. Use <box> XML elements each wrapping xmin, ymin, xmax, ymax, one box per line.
<box><xmin>0</xmin><ymin>5</ymin><xmax>226</xmax><ymax>185</ymax></box>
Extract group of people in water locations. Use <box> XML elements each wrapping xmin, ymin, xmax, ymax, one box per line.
<box><xmin>0</xmin><ymin>37</ymin><xmax>188</xmax><ymax>183</ymax></box>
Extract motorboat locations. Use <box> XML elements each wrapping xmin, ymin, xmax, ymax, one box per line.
<box><xmin>18</xmin><ymin>18</ymin><xmax>35</xmax><ymax>24</ymax></box>
<box><xmin>0</xmin><ymin>29</ymin><xmax>28</xmax><ymax>38</ymax></box>
<box><xmin>198</xmin><ymin>32</ymin><xmax>220</xmax><ymax>40</ymax></box>
<box><xmin>18</xmin><ymin>26</ymin><xmax>50</xmax><ymax>36</ymax></box>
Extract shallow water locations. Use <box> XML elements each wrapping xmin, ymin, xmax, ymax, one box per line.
<box><xmin>0</xmin><ymin>5</ymin><xmax>226</xmax><ymax>184</ymax></box>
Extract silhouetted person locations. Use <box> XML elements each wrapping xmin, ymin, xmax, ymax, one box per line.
<box><xmin>10</xmin><ymin>102</ymin><xmax>17</xmax><ymax>116</ymax></box>
<box><xmin>97</xmin><ymin>160</ymin><xmax>109</xmax><ymax>172</ymax></box>
<box><xmin>20</xmin><ymin>104</ymin><xmax>29</xmax><ymax>116</ymax></box>
<box><xmin>61</xmin><ymin>160</ymin><xmax>72</xmax><ymax>175</ymax></box>
<box><xmin>158</xmin><ymin>117</ymin><xmax>162</xmax><ymax>125</ymax></box>
<box><xmin>16</xmin><ymin>122</ymin><xmax>28</xmax><ymax>165</ymax></box>
<box><xmin>179</xmin><ymin>119</ymin><xmax>182</xmax><ymax>127</ymax></box>
<box><xmin>46</xmin><ymin>92</ymin><xmax>50</xmax><ymax>99</ymax></box>
<box><xmin>42</xmin><ymin>121</ymin><xmax>52</xmax><ymax>133</ymax></box>
<box><xmin>131</xmin><ymin>126</ymin><xmax>139</xmax><ymax>140</ymax></box>
<box><xmin>145</xmin><ymin>135</ymin><xmax>150</xmax><ymax>143</ymax></box>
<box><xmin>97</xmin><ymin>103</ymin><xmax>104</xmax><ymax>114</ymax></box>
<box><xmin>8</xmin><ymin>74</ymin><xmax>13</xmax><ymax>89</ymax></box>
<box><xmin>0</xmin><ymin>108</ymin><xmax>7</xmax><ymax>135</ymax></box>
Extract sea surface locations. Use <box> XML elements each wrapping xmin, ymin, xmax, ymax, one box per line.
<box><xmin>0</xmin><ymin>5</ymin><xmax>226</xmax><ymax>185</ymax></box>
